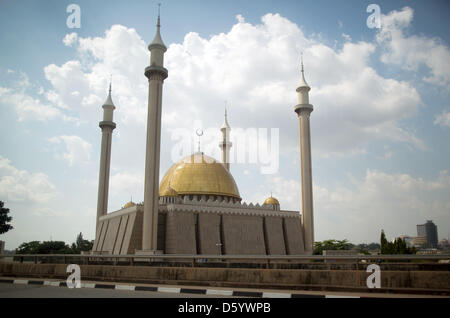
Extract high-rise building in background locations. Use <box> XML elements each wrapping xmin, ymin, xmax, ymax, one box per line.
<box><xmin>417</xmin><ymin>220</ymin><xmax>438</xmax><ymax>248</ymax></box>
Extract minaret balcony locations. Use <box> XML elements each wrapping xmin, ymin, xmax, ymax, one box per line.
<box><xmin>145</xmin><ymin>65</ymin><xmax>168</xmax><ymax>80</ymax></box>
<box><xmin>294</xmin><ymin>103</ymin><xmax>314</xmax><ymax>116</ymax></box>
<box><xmin>99</xmin><ymin>121</ymin><xmax>116</xmax><ymax>130</ymax></box>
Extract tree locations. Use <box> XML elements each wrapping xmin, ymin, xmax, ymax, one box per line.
<box><xmin>380</xmin><ymin>229</ymin><xmax>389</xmax><ymax>254</ymax></box>
<box><xmin>16</xmin><ymin>241</ymin><xmax>41</xmax><ymax>254</ymax></box>
<box><xmin>313</xmin><ymin>239</ymin><xmax>352</xmax><ymax>255</ymax></box>
<box><xmin>71</xmin><ymin>232</ymin><xmax>93</xmax><ymax>254</ymax></box>
<box><xmin>16</xmin><ymin>233</ymin><xmax>93</xmax><ymax>255</ymax></box>
<box><xmin>367</xmin><ymin>242</ymin><xmax>381</xmax><ymax>250</ymax></box>
<box><xmin>16</xmin><ymin>241</ymin><xmax>72</xmax><ymax>254</ymax></box>
<box><xmin>0</xmin><ymin>201</ymin><xmax>13</xmax><ymax>235</ymax></box>
<box><xmin>380</xmin><ymin>230</ymin><xmax>416</xmax><ymax>255</ymax></box>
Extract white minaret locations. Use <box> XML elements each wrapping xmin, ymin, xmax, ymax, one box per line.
<box><xmin>219</xmin><ymin>108</ymin><xmax>232</xmax><ymax>171</ymax></box>
<box><xmin>294</xmin><ymin>58</ymin><xmax>315</xmax><ymax>254</ymax></box>
<box><xmin>96</xmin><ymin>82</ymin><xmax>116</xmax><ymax>233</ymax></box>
<box><xmin>142</xmin><ymin>8</ymin><xmax>168</xmax><ymax>252</ymax></box>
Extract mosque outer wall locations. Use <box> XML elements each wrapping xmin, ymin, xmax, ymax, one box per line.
<box><xmin>93</xmin><ymin>207</ymin><xmax>143</xmax><ymax>254</ymax></box>
<box><xmin>93</xmin><ymin>203</ymin><xmax>306</xmax><ymax>255</ymax></box>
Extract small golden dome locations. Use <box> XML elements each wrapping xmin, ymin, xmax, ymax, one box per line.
<box><xmin>159</xmin><ymin>153</ymin><xmax>241</xmax><ymax>200</ymax></box>
<box><xmin>264</xmin><ymin>196</ymin><xmax>280</xmax><ymax>205</ymax></box>
<box><xmin>160</xmin><ymin>186</ymin><xmax>178</xmax><ymax>197</ymax></box>
<box><xmin>123</xmin><ymin>201</ymin><xmax>136</xmax><ymax>209</ymax></box>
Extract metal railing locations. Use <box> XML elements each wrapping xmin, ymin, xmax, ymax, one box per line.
<box><xmin>1</xmin><ymin>253</ymin><xmax>450</xmax><ymax>268</ymax></box>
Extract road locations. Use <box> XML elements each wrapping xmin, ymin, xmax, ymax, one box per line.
<box><xmin>0</xmin><ymin>283</ymin><xmax>237</xmax><ymax>298</ymax></box>
<box><xmin>0</xmin><ymin>278</ymin><xmax>447</xmax><ymax>298</ymax></box>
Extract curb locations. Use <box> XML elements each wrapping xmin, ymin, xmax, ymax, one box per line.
<box><xmin>0</xmin><ymin>278</ymin><xmax>360</xmax><ymax>298</ymax></box>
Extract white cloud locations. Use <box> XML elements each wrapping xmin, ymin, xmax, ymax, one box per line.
<box><xmin>0</xmin><ymin>86</ymin><xmax>62</xmax><ymax>122</ymax></box>
<box><xmin>249</xmin><ymin>169</ymin><xmax>450</xmax><ymax>243</ymax></box>
<box><xmin>48</xmin><ymin>135</ymin><xmax>93</xmax><ymax>167</ymax></box>
<box><xmin>109</xmin><ymin>171</ymin><xmax>143</xmax><ymax>209</ymax></box>
<box><xmin>162</xmin><ymin>14</ymin><xmax>422</xmax><ymax>157</ymax></box>
<box><xmin>0</xmin><ymin>71</ymin><xmax>79</xmax><ymax>123</ymax></box>
<box><xmin>44</xmin><ymin>25</ymin><xmax>149</xmax><ymax>125</ymax></box>
<box><xmin>8</xmin><ymin>14</ymin><xmax>423</xmax><ymax>159</ymax></box>
<box><xmin>0</xmin><ymin>155</ymin><xmax>57</xmax><ymax>203</ymax></box>
<box><xmin>315</xmin><ymin>169</ymin><xmax>450</xmax><ymax>242</ymax></box>
<box><xmin>377</xmin><ymin>6</ymin><xmax>450</xmax><ymax>87</ymax></box>
<box><xmin>63</xmin><ymin>32</ymin><xmax>78</xmax><ymax>47</ymax></box>
<box><xmin>434</xmin><ymin>109</ymin><xmax>450</xmax><ymax>128</ymax></box>
<box><xmin>341</xmin><ymin>33</ymin><xmax>351</xmax><ymax>42</ymax></box>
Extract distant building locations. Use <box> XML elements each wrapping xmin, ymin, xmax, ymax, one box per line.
<box><xmin>438</xmin><ymin>238</ymin><xmax>450</xmax><ymax>250</ymax></box>
<box><xmin>411</xmin><ymin>236</ymin><xmax>428</xmax><ymax>249</ymax></box>
<box><xmin>395</xmin><ymin>235</ymin><xmax>413</xmax><ymax>247</ymax></box>
<box><xmin>417</xmin><ymin>220</ymin><xmax>438</xmax><ymax>248</ymax></box>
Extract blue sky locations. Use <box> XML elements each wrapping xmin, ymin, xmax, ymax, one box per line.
<box><xmin>0</xmin><ymin>0</ymin><xmax>449</xmax><ymax>249</ymax></box>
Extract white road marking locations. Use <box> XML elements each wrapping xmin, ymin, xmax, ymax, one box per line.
<box><xmin>263</xmin><ymin>292</ymin><xmax>292</xmax><ymax>298</ymax></box>
<box><xmin>206</xmin><ymin>289</ymin><xmax>233</xmax><ymax>296</ymax></box>
<box><xmin>158</xmin><ymin>287</ymin><xmax>181</xmax><ymax>293</ymax></box>
<box><xmin>115</xmin><ymin>284</ymin><xmax>135</xmax><ymax>291</ymax></box>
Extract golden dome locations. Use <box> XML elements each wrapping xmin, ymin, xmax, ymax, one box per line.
<box><xmin>159</xmin><ymin>153</ymin><xmax>241</xmax><ymax>200</ymax></box>
<box><xmin>264</xmin><ymin>196</ymin><xmax>280</xmax><ymax>205</ymax></box>
<box><xmin>123</xmin><ymin>201</ymin><xmax>136</xmax><ymax>209</ymax></box>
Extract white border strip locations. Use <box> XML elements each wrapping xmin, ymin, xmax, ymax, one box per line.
<box><xmin>3</xmin><ymin>279</ymin><xmax>363</xmax><ymax>298</ymax></box>
<box><xmin>206</xmin><ymin>289</ymin><xmax>234</xmax><ymax>296</ymax></box>
<box><xmin>158</xmin><ymin>287</ymin><xmax>181</xmax><ymax>293</ymax></box>
<box><xmin>115</xmin><ymin>284</ymin><xmax>136</xmax><ymax>291</ymax></box>
<box><xmin>263</xmin><ymin>292</ymin><xmax>292</xmax><ymax>298</ymax></box>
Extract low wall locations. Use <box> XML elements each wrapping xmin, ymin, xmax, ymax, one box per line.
<box><xmin>1</xmin><ymin>263</ymin><xmax>449</xmax><ymax>294</ymax></box>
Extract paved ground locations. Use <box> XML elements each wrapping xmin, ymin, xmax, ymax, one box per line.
<box><xmin>0</xmin><ymin>277</ymin><xmax>448</xmax><ymax>298</ymax></box>
<box><xmin>0</xmin><ymin>283</ymin><xmax>235</xmax><ymax>298</ymax></box>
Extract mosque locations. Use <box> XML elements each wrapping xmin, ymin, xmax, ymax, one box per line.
<box><xmin>92</xmin><ymin>13</ymin><xmax>315</xmax><ymax>256</ymax></box>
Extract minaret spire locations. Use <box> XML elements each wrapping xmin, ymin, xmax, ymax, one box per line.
<box><xmin>219</xmin><ymin>103</ymin><xmax>232</xmax><ymax>171</ymax></box>
<box><xmin>298</xmin><ymin>53</ymin><xmax>310</xmax><ymax>89</ymax></box>
<box><xmin>157</xmin><ymin>2</ymin><xmax>161</xmax><ymax>27</ymax></box>
<box><xmin>109</xmin><ymin>74</ymin><xmax>112</xmax><ymax>95</ymax></box>
<box><xmin>222</xmin><ymin>104</ymin><xmax>230</xmax><ymax>129</ymax></box>
<box><xmin>149</xmin><ymin>3</ymin><xmax>166</xmax><ymax>52</ymax></box>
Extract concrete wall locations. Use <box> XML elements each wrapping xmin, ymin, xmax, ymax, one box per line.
<box><xmin>93</xmin><ymin>209</ymin><xmax>143</xmax><ymax>254</ymax></box>
<box><xmin>264</xmin><ymin>217</ymin><xmax>286</xmax><ymax>255</ymax></box>
<box><xmin>127</xmin><ymin>212</ymin><xmax>143</xmax><ymax>253</ymax></box>
<box><xmin>165</xmin><ymin>211</ymin><xmax>196</xmax><ymax>254</ymax></box>
<box><xmin>284</xmin><ymin>218</ymin><xmax>305</xmax><ymax>255</ymax></box>
<box><xmin>222</xmin><ymin>215</ymin><xmax>266</xmax><ymax>255</ymax></box>
<box><xmin>94</xmin><ymin>204</ymin><xmax>305</xmax><ymax>255</ymax></box>
<box><xmin>198</xmin><ymin>213</ymin><xmax>222</xmax><ymax>254</ymax></box>
<box><xmin>2</xmin><ymin>263</ymin><xmax>449</xmax><ymax>293</ymax></box>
